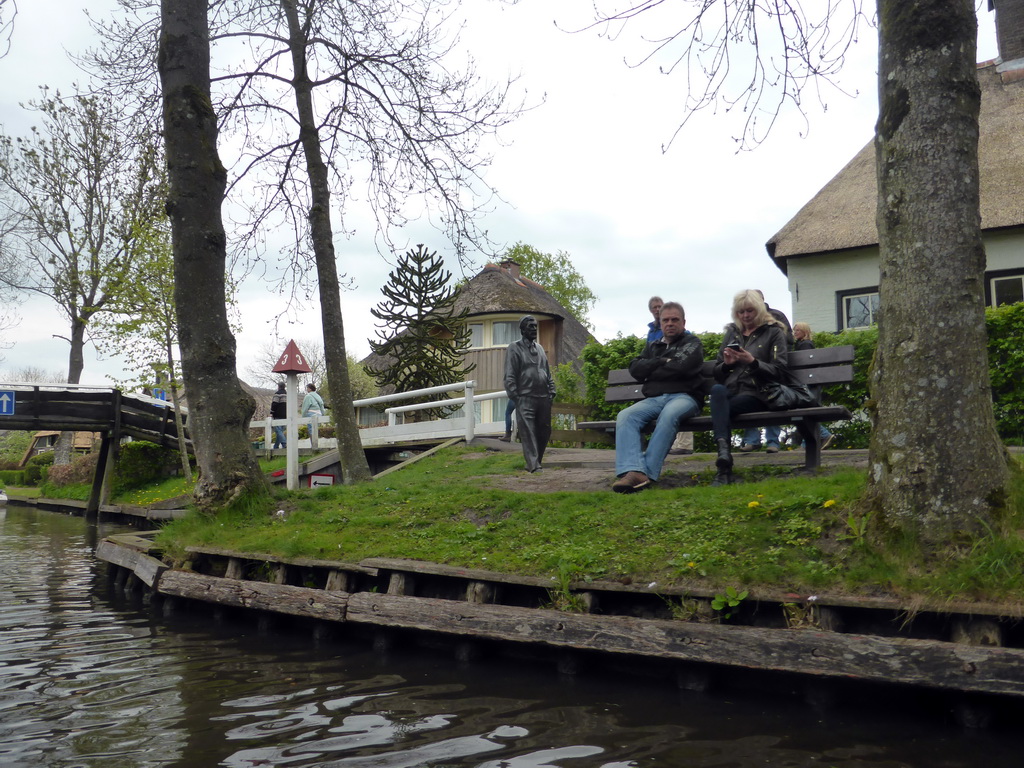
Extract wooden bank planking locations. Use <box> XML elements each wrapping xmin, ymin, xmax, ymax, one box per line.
<box><xmin>96</xmin><ymin>535</ymin><xmax>1024</xmax><ymax>699</ymax></box>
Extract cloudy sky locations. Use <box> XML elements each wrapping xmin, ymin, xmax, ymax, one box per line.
<box><xmin>0</xmin><ymin>1</ymin><xmax>999</xmax><ymax>386</ymax></box>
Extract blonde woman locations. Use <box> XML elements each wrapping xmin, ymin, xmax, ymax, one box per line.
<box><xmin>709</xmin><ymin>290</ymin><xmax>790</xmax><ymax>485</ymax></box>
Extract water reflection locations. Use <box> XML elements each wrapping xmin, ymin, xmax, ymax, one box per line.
<box><xmin>1</xmin><ymin>505</ymin><xmax>1021</xmax><ymax>767</ymax></box>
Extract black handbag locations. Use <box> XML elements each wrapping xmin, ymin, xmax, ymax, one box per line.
<box><xmin>759</xmin><ymin>379</ymin><xmax>817</xmax><ymax>410</ymax></box>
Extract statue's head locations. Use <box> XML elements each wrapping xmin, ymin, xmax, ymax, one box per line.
<box><xmin>520</xmin><ymin>315</ymin><xmax>538</xmax><ymax>340</ymax></box>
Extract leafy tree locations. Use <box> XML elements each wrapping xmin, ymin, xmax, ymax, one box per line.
<box><xmin>158</xmin><ymin>0</ymin><xmax>266</xmax><ymax>510</ymax></box>
<box><xmin>587</xmin><ymin>1</ymin><xmax>1010</xmax><ymax>544</ymax></box>
<box><xmin>0</xmin><ymin>89</ymin><xmax>165</xmax><ymax>386</ymax></box>
<box><xmin>90</xmin><ymin>202</ymin><xmax>193</xmax><ymax>481</ymax></box>
<box><xmin>367</xmin><ymin>244</ymin><xmax>474</xmax><ymax>404</ymax></box>
<box><xmin>501</xmin><ymin>242</ymin><xmax>597</xmax><ymax>330</ymax></box>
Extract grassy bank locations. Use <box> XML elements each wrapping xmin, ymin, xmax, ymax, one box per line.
<box><xmin>154</xmin><ymin>445</ymin><xmax>1024</xmax><ymax>606</ymax></box>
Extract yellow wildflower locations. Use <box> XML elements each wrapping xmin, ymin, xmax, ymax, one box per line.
<box><xmin>823</xmin><ymin>499</ymin><xmax>836</xmax><ymax>508</ymax></box>
<box><xmin>747</xmin><ymin>501</ymin><xmax>760</xmax><ymax>508</ymax></box>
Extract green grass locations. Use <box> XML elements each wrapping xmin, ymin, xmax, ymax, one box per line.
<box><xmin>151</xmin><ymin>444</ymin><xmax>1024</xmax><ymax>605</ymax></box>
<box><xmin>5</xmin><ymin>485</ymin><xmax>41</xmax><ymax>498</ymax></box>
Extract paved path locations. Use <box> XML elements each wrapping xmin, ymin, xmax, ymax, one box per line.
<box><xmin>472</xmin><ymin>438</ymin><xmax>869</xmax><ymax>492</ymax></box>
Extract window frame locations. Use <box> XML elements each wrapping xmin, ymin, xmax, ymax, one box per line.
<box><xmin>836</xmin><ymin>286</ymin><xmax>880</xmax><ymax>331</ymax></box>
<box><xmin>985</xmin><ymin>268</ymin><xmax>1024</xmax><ymax>307</ymax></box>
<box><xmin>465</xmin><ymin>316</ymin><xmax>524</xmax><ymax>349</ymax></box>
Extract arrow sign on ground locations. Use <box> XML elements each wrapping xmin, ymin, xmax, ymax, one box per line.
<box><xmin>272</xmin><ymin>340</ymin><xmax>312</xmax><ymax>374</ymax></box>
<box><xmin>0</xmin><ymin>391</ymin><xmax>14</xmax><ymax>416</ymax></box>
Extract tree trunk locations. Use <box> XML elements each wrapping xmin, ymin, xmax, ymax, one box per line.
<box><xmin>281</xmin><ymin>0</ymin><xmax>371</xmax><ymax>484</ymax></box>
<box><xmin>868</xmin><ymin>0</ymin><xmax>1010</xmax><ymax>542</ymax></box>
<box><xmin>54</xmin><ymin>316</ymin><xmax>89</xmax><ymax>466</ymax></box>
<box><xmin>159</xmin><ymin>0</ymin><xmax>267</xmax><ymax>510</ymax></box>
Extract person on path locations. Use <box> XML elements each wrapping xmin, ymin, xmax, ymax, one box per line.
<box><xmin>301</xmin><ymin>383</ymin><xmax>326</xmax><ymax>418</ymax></box>
<box><xmin>270</xmin><ymin>381</ymin><xmax>287</xmax><ymax>449</ymax></box>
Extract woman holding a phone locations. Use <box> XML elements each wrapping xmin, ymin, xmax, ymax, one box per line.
<box><xmin>708</xmin><ymin>289</ymin><xmax>790</xmax><ymax>485</ymax></box>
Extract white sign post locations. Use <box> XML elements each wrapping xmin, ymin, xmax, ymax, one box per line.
<box><xmin>272</xmin><ymin>340</ymin><xmax>312</xmax><ymax>492</ymax></box>
<box><xmin>285</xmin><ymin>373</ymin><xmax>300</xmax><ymax>490</ymax></box>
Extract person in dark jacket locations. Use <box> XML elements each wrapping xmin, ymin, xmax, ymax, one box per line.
<box><xmin>503</xmin><ymin>315</ymin><xmax>556</xmax><ymax>472</ymax></box>
<box><xmin>709</xmin><ymin>290</ymin><xmax>790</xmax><ymax>486</ymax></box>
<box><xmin>612</xmin><ymin>302</ymin><xmax>705</xmax><ymax>493</ymax></box>
<box><xmin>270</xmin><ymin>381</ymin><xmax>288</xmax><ymax>449</ymax></box>
<box><xmin>740</xmin><ymin>289</ymin><xmax>794</xmax><ymax>453</ymax></box>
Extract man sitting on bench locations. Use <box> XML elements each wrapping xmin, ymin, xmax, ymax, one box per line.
<box><xmin>612</xmin><ymin>301</ymin><xmax>706</xmax><ymax>493</ymax></box>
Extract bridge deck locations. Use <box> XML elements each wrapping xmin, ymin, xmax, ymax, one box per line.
<box><xmin>0</xmin><ymin>386</ymin><xmax>189</xmax><ymax>452</ymax></box>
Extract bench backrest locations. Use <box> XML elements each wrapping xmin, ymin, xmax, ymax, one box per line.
<box><xmin>604</xmin><ymin>345</ymin><xmax>855</xmax><ymax>404</ymax></box>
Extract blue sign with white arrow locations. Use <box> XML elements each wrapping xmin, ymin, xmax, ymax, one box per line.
<box><xmin>0</xmin><ymin>391</ymin><xmax>15</xmax><ymax>416</ymax></box>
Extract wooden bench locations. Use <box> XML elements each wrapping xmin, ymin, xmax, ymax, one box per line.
<box><xmin>577</xmin><ymin>346</ymin><xmax>855</xmax><ymax>470</ymax></box>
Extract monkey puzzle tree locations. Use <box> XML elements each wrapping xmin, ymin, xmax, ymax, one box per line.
<box><xmin>367</xmin><ymin>244</ymin><xmax>474</xmax><ymax>405</ymax></box>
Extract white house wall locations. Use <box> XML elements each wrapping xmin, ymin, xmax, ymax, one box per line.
<box><xmin>985</xmin><ymin>229</ymin><xmax>1024</xmax><ymax>272</ymax></box>
<box><xmin>787</xmin><ymin>247</ymin><xmax>880</xmax><ymax>333</ymax></box>
<box><xmin>786</xmin><ymin>229</ymin><xmax>1024</xmax><ymax>333</ymax></box>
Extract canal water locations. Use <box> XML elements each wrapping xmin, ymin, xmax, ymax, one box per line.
<box><xmin>2</xmin><ymin>504</ymin><xmax>1022</xmax><ymax>768</ymax></box>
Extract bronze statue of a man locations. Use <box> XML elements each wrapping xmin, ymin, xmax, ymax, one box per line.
<box><xmin>503</xmin><ymin>315</ymin><xmax>556</xmax><ymax>472</ymax></box>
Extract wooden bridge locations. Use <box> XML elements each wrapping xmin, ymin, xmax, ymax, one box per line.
<box><xmin>0</xmin><ymin>384</ymin><xmax>189</xmax><ymax>450</ymax></box>
<box><xmin>0</xmin><ymin>384</ymin><xmax>190</xmax><ymax>518</ymax></box>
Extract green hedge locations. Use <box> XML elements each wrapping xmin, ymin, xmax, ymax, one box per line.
<box><xmin>116</xmin><ymin>440</ymin><xmax>179</xmax><ymax>490</ymax></box>
<box><xmin>578</xmin><ymin>307</ymin><xmax>1024</xmax><ymax>449</ymax></box>
<box><xmin>0</xmin><ymin>469</ymin><xmax>25</xmax><ymax>485</ymax></box>
<box><xmin>23</xmin><ymin>451</ymin><xmax>55</xmax><ymax>485</ymax></box>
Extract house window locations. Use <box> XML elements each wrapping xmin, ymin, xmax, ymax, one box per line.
<box><xmin>466</xmin><ymin>318</ymin><xmax>521</xmax><ymax>349</ymax></box>
<box><xmin>491</xmin><ymin>321</ymin><xmax>518</xmax><ymax>346</ymax></box>
<box><xmin>837</xmin><ymin>288</ymin><xmax>879</xmax><ymax>330</ymax></box>
<box><xmin>989</xmin><ymin>273</ymin><xmax>1024</xmax><ymax>307</ymax></box>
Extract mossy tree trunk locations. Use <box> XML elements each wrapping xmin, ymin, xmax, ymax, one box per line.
<box><xmin>868</xmin><ymin>0</ymin><xmax>1010</xmax><ymax>542</ymax></box>
<box><xmin>158</xmin><ymin>0</ymin><xmax>267</xmax><ymax>510</ymax></box>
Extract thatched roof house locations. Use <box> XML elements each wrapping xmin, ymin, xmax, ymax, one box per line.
<box><xmin>765</xmin><ymin>1</ymin><xmax>1024</xmax><ymax>332</ymax></box>
<box><xmin>358</xmin><ymin>259</ymin><xmax>594</xmax><ymax>426</ymax></box>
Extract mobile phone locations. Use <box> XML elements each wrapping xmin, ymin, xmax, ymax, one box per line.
<box><xmin>726</xmin><ymin>342</ymin><xmax>741</xmax><ymax>350</ymax></box>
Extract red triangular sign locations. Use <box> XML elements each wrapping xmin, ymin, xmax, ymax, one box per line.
<box><xmin>272</xmin><ymin>340</ymin><xmax>312</xmax><ymax>374</ymax></box>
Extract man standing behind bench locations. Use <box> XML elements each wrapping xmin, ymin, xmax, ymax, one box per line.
<box><xmin>612</xmin><ymin>302</ymin><xmax>705</xmax><ymax>493</ymax></box>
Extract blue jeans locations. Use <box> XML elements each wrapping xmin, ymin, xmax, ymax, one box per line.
<box><xmin>615</xmin><ymin>393</ymin><xmax>700</xmax><ymax>481</ymax></box>
<box><xmin>272</xmin><ymin>425</ymin><xmax>286</xmax><ymax>448</ymax></box>
<box><xmin>742</xmin><ymin>425</ymin><xmax>781</xmax><ymax>448</ymax></box>
<box><xmin>504</xmin><ymin>399</ymin><xmax>516</xmax><ymax>433</ymax></box>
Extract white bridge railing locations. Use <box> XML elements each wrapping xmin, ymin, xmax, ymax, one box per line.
<box><xmin>355</xmin><ymin>381</ymin><xmax>506</xmax><ymax>446</ymax></box>
<box><xmin>249</xmin><ymin>380</ymin><xmax>506</xmax><ymax>449</ymax></box>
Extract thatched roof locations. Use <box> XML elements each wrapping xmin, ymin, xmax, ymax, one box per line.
<box><xmin>453</xmin><ymin>263</ymin><xmax>573</xmax><ymax>319</ymax></box>
<box><xmin>766</xmin><ymin>63</ymin><xmax>1024</xmax><ymax>272</ymax></box>
<box><xmin>360</xmin><ymin>261</ymin><xmax>595</xmax><ymax>375</ymax></box>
